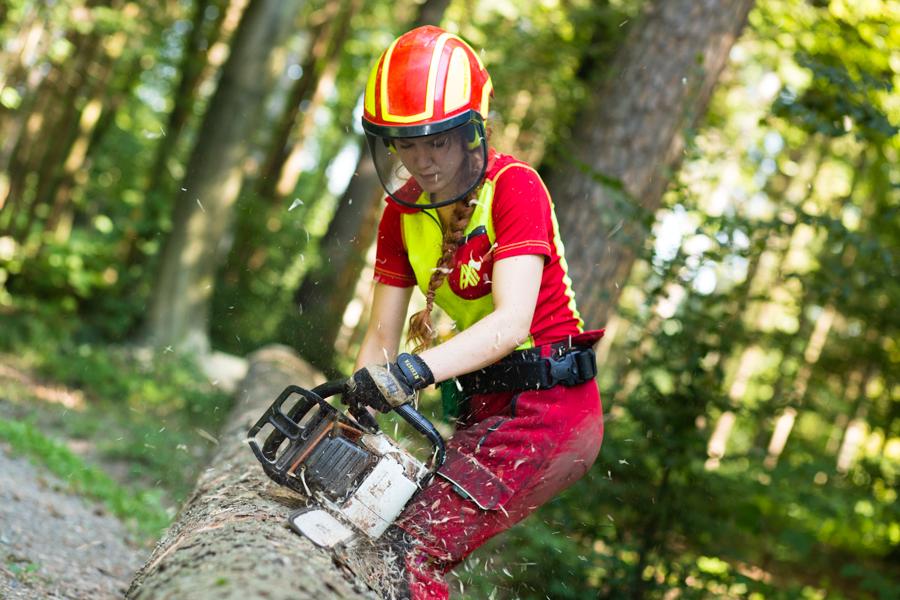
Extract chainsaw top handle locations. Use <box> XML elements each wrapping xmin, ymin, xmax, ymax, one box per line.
<box><xmin>248</xmin><ymin>378</ymin><xmax>446</xmax><ymax>472</ymax></box>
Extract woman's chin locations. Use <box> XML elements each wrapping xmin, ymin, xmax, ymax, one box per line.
<box><xmin>414</xmin><ymin>178</ymin><xmax>439</xmax><ymax>190</ymax></box>
<box><xmin>414</xmin><ymin>178</ymin><xmax>463</xmax><ymax>201</ymax></box>
<box><xmin>418</xmin><ymin>183</ymin><xmax>447</xmax><ymax>197</ymax></box>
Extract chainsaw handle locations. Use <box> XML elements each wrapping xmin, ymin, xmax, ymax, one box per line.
<box><xmin>395</xmin><ymin>403</ymin><xmax>446</xmax><ymax>470</ymax></box>
<box><xmin>312</xmin><ymin>378</ymin><xmax>348</xmax><ymax>399</ymax></box>
<box><xmin>312</xmin><ymin>379</ymin><xmax>446</xmax><ymax>470</ymax></box>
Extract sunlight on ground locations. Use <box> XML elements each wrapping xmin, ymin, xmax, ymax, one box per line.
<box><xmin>0</xmin><ymin>362</ymin><xmax>85</xmax><ymax>410</ymax></box>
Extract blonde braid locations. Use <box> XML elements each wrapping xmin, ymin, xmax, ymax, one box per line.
<box><xmin>407</xmin><ymin>189</ymin><xmax>479</xmax><ymax>353</ymax></box>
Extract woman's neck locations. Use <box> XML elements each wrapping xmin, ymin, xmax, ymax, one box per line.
<box><xmin>436</xmin><ymin>203</ymin><xmax>457</xmax><ymax>231</ymax></box>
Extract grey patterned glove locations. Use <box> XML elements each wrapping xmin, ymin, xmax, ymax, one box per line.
<box><xmin>343</xmin><ymin>353</ymin><xmax>434</xmax><ymax>413</ymax></box>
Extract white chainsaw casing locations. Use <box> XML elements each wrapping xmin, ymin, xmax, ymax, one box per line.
<box><xmin>295</xmin><ymin>431</ymin><xmax>430</xmax><ymax>546</ymax></box>
<box><xmin>340</xmin><ymin>456</ymin><xmax>418</xmax><ymax>538</ymax></box>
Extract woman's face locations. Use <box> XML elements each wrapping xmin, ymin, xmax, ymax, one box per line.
<box><xmin>393</xmin><ymin>132</ymin><xmax>468</xmax><ymax>201</ymax></box>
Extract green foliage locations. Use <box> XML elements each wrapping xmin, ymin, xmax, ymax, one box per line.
<box><xmin>0</xmin><ymin>0</ymin><xmax>197</xmax><ymax>342</ymax></box>
<box><xmin>42</xmin><ymin>343</ymin><xmax>229</xmax><ymax>420</ymax></box>
<box><xmin>452</xmin><ymin>1</ymin><xmax>899</xmax><ymax>598</ymax></box>
<box><xmin>0</xmin><ymin>322</ymin><xmax>232</xmax><ymax>523</ymax></box>
<box><xmin>0</xmin><ymin>317</ymin><xmax>231</xmax><ymax>421</ymax></box>
<box><xmin>1</xmin><ymin>0</ymin><xmax>898</xmax><ymax>596</ymax></box>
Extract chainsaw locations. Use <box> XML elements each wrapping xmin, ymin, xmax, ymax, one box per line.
<box><xmin>247</xmin><ymin>379</ymin><xmax>445</xmax><ymax>548</ymax></box>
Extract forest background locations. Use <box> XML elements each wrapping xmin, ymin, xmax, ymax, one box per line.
<box><xmin>0</xmin><ymin>0</ymin><xmax>897</xmax><ymax>598</ymax></box>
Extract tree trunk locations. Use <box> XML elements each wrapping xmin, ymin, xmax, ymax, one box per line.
<box><xmin>544</xmin><ymin>0</ymin><xmax>755</xmax><ymax>329</ymax></box>
<box><xmin>255</xmin><ymin>1</ymin><xmax>346</xmax><ymax>200</ymax></box>
<box><xmin>0</xmin><ymin>18</ymin><xmax>105</xmax><ymax>238</ymax></box>
<box><xmin>287</xmin><ymin>0</ymin><xmax>452</xmax><ymax>371</ymax></box>
<box><xmin>50</xmin><ymin>51</ymin><xmax>148</xmax><ymax>242</ymax></box>
<box><xmin>270</xmin><ymin>0</ymin><xmax>360</xmax><ymax>201</ymax></box>
<box><xmin>141</xmin><ymin>0</ymin><xmax>304</xmax><ymax>353</ymax></box>
<box><xmin>125</xmin><ymin>345</ymin><xmax>377</xmax><ymax>599</ymax></box>
<box><xmin>44</xmin><ymin>18</ymin><xmax>142</xmax><ymax>238</ymax></box>
<box><xmin>144</xmin><ymin>0</ymin><xmax>229</xmax><ymax>195</ymax></box>
<box><xmin>123</xmin><ymin>0</ymin><xmax>234</xmax><ymax>266</ymax></box>
<box><xmin>292</xmin><ymin>140</ymin><xmax>383</xmax><ymax>373</ymax></box>
<box><xmin>0</xmin><ymin>5</ymin><xmax>51</xmax><ymax>166</ymax></box>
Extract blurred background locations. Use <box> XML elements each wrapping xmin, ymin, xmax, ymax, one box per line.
<box><xmin>0</xmin><ymin>0</ymin><xmax>897</xmax><ymax>598</ymax></box>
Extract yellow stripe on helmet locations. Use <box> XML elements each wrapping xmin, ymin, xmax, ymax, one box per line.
<box><xmin>364</xmin><ymin>49</ymin><xmax>383</xmax><ymax>118</ymax></box>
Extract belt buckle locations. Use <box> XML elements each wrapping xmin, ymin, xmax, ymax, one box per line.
<box><xmin>547</xmin><ymin>351</ymin><xmax>579</xmax><ymax>386</ymax></box>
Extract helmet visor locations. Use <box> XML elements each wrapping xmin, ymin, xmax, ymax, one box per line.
<box><xmin>365</xmin><ymin>118</ymin><xmax>487</xmax><ymax>209</ymax></box>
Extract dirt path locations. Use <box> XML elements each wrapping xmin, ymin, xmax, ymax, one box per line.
<box><xmin>0</xmin><ymin>350</ymin><xmax>250</xmax><ymax>599</ymax></box>
<box><xmin>0</xmin><ymin>446</ymin><xmax>145</xmax><ymax>599</ymax></box>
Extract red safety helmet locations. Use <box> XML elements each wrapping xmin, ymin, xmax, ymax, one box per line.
<box><xmin>362</xmin><ymin>26</ymin><xmax>493</xmax><ymax>209</ymax></box>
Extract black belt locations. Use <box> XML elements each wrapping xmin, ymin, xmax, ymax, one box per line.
<box><xmin>454</xmin><ymin>344</ymin><xmax>598</xmax><ymax>395</ymax></box>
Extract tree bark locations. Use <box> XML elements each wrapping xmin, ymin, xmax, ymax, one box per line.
<box><xmin>544</xmin><ymin>0</ymin><xmax>755</xmax><ymax>329</ymax></box>
<box><xmin>126</xmin><ymin>345</ymin><xmax>377</xmax><ymax>599</ymax></box>
<box><xmin>141</xmin><ymin>0</ymin><xmax>304</xmax><ymax>353</ymax></box>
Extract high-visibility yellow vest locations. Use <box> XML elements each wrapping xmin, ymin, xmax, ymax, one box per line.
<box><xmin>401</xmin><ymin>177</ymin><xmax>536</xmax><ymax>350</ymax></box>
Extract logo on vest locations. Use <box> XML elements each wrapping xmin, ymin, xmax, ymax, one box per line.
<box><xmin>459</xmin><ymin>261</ymin><xmax>480</xmax><ymax>289</ymax></box>
<box><xmin>448</xmin><ymin>229</ymin><xmax>493</xmax><ymax>300</ymax></box>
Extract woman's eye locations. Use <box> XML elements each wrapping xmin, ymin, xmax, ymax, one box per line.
<box><xmin>431</xmin><ymin>139</ymin><xmax>447</xmax><ymax>148</ymax></box>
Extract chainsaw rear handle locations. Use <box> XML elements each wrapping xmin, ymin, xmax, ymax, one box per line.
<box><xmin>247</xmin><ymin>384</ymin><xmax>317</xmax><ymax>487</ymax></box>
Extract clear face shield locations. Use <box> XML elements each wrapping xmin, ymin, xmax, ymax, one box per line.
<box><xmin>364</xmin><ymin>117</ymin><xmax>487</xmax><ymax>209</ymax></box>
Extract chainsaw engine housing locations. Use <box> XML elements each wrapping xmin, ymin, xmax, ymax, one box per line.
<box><xmin>248</xmin><ymin>384</ymin><xmax>437</xmax><ymax>547</ymax></box>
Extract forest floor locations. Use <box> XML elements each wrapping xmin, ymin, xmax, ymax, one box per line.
<box><xmin>0</xmin><ymin>351</ymin><xmax>247</xmax><ymax>599</ymax></box>
<box><xmin>0</xmin><ymin>445</ymin><xmax>144</xmax><ymax>599</ymax></box>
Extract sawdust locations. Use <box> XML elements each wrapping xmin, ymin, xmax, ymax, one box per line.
<box><xmin>332</xmin><ymin>530</ymin><xmax>412</xmax><ymax>600</ymax></box>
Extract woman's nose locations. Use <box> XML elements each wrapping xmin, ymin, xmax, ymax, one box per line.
<box><xmin>410</xmin><ymin>146</ymin><xmax>433</xmax><ymax>169</ymax></box>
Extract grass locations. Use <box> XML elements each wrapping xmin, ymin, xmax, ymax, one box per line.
<box><xmin>0</xmin><ymin>334</ymin><xmax>235</xmax><ymax>543</ymax></box>
<box><xmin>0</xmin><ymin>417</ymin><xmax>170</xmax><ymax>538</ymax></box>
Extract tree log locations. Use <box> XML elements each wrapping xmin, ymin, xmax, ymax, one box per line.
<box><xmin>126</xmin><ymin>345</ymin><xmax>378</xmax><ymax>599</ymax></box>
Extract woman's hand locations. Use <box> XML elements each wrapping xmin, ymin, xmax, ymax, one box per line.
<box><xmin>343</xmin><ymin>353</ymin><xmax>434</xmax><ymax>413</ymax></box>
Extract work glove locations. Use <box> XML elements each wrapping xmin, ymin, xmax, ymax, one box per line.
<box><xmin>343</xmin><ymin>353</ymin><xmax>435</xmax><ymax>415</ymax></box>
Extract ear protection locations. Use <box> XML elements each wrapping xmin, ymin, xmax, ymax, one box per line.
<box><xmin>467</xmin><ymin>124</ymin><xmax>483</xmax><ymax>150</ymax></box>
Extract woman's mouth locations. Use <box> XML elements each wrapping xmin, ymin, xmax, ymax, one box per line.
<box><xmin>417</xmin><ymin>172</ymin><xmax>442</xmax><ymax>187</ymax></box>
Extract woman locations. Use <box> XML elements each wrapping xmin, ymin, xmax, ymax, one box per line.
<box><xmin>342</xmin><ymin>25</ymin><xmax>605</xmax><ymax>599</ymax></box>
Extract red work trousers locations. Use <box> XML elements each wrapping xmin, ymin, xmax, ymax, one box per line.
<box><xmin>395</xmin><ymin>378</ymin><xmax>604</xmax><ymax>599</ymax></box>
